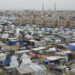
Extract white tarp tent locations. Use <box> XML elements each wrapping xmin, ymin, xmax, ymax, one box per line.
<box><xmin>0</xmin><ymin>53</ymin><xmax>6</xmax><ymax>61</ymax></box>
<box><xmin>31</xmin><ymin>47</ymin><xmax>46</xmax><ymax>51</ymax></box>
<box><xmin>1</xmin><ymin>33</ymin><xmax>9</xmax><ymax>39</ymax></box>
<box><xmin>46</xmin><ymin>47</ymin><xmax>56</xmax><ymax>52</ymax></box>
<box><xmin>20</xmin><ymin>53</ymin><xmax>32</xmax><ymax>67</ymax></box>
<box><xmin>10</xmin><ymin>55</ymin><xmax>19</xmax><ymax>67</ymax></box>
<box><xmin>29</xmin><ymin>63</ymin><xmax>46</xmax><ymax>75</ymax></box>
<box><xmin>69</xmin><ymin>43</ymin><xmax>75</xmax><ymax>46</ymax></box>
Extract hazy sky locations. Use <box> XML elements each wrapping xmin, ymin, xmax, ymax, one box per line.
<box><xmin>0</xmin><ymin>0</ymin><xmax>75</xmax><ymax>10</ymax></box>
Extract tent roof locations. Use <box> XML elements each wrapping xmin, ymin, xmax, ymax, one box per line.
<box><xmin>17</xmin><ymin>66</ymin><xmax>33</xmax><ymax>74</ymax></box>
<box><xmin>43</xmin><ymin>59</ymin><xmax>51</xmax><ymax>63</ymax></box>
<box><xmin>66</xmin><ymin>45</ymin><xmax>75</xmax><ymax>50</ymax></box>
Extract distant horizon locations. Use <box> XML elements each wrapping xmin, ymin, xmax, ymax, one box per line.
<box><xmin>0</xmin><ymin>9</ymin><xmax>75</xmax><ymax>11</ymax></box>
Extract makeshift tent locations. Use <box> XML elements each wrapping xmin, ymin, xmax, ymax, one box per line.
<box><xmin>66</xmin><ymin>45</ymin><xmax>75</xmax><ymax>50</ymax></box>
<box><xmin>20</xmin><ymin>58</ymin><xmax>32</xmax><ymax>67</ymax></box>
<box><xmin>20</xmin><ymin>43</ymin><xmax>28</xmax><ymax>47</ymax></box>
<box><xmin>46</xmin><ymin>47</ymin><xmax>56</xmax><ymax>52</ymax></box>
<box><xmin>55</xmin><ymin>51</ymin><xmax>72</xmax><ymax>56</ymax></box>
<box><xmin>0</xmin><ymin>53</ymin><xmax>6</xmax><ymax>61</ymax></box>
<box><xmin>34</xmin><ymin>41</ymin><xmax>40</xmax><ymax>47</ymax></box>
<box><xmin>1</xmin><ymin>33</ymin><xmax>9</xmax><ymax>39</ymax></box>
<box><xmin>25</xmin><ymin>34</ymin><xmax>32</xmax><ymax>39</ymax></box>
<box><xmin>43</xmin><ymin>59</ymin><xmax>51</xmax><ymax>63</ymax></box>
<box><xmin>10</xmin><ymin>55</ymin><xmax>19</xmax><ymax>67</ymax></box>
<box><xmin>20</xmin><ymin>53</ymin><xmax>32</xmax><ymax>67</ymax></box>
<box><xmin>69</xmin><ymin>43</ymin><xmax>75</xmax><ymax>46</ymax></box>
<box><xmin>40</xmin><ymin>30</ymin><xmax>52</xmax><ymax>33</ymax></box>
<box><xmin>8</xmin><ymin>40</ymin><xmax>19</xmax><ymax>45</ymax></box>
<box><xmin>15</xmin><ymin>50</ymin><xmax>30</xmax><ymax>54</ymax></box>
<box><xmin>17</xmin><ymin>66</ymin><xmax>33</xmax><ymax>75</ymax></box>
<box><xmin>29</xmin><ymin>63</ymin><xmax>46</xmax><ymax>75</ymax></box>
<box><xmin>31</xmin><ymin>47</ymin><xmax>46</xmax><ymax>51</ymax></box>
<box><xmin>65</xmin><ymin>28</ymin><xmax>71</xmax><ymax>31</ymax></box>
<box><xmin>46</xmin><ymin>56</ymin><xmax>63</xmax><ymax>61</ymax></box>
<box><xmin>20</xmin><ymin>53</ymin><xmax>30</xmax><ymax>60</ymax></box>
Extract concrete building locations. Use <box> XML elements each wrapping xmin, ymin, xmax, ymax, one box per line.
<box><xmin>35</xmin><ymin>16</ymin><xmax>45</xmax><ymax>25</ymax></box>
<box><xmin>2</xmin><ymin>9</ymin><xmax>75</xmax><ymax>27</ymax></box>
<box><xmin>70</xmin><ymin>16</ymin><xmax>75</xmax><ymax>27</ymax></box>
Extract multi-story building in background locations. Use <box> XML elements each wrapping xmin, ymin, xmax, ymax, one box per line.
<box><xmin>0</xmin><ymin>8</ymin><xmax>75</xmax><ymax>27</ymax></box>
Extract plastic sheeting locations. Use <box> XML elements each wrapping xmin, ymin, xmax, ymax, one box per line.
<box><xmin>17</xmin><ymin>66</ymin><xmax>33</xmax><ymax>74</ymax></box>
<box><xmin>1</xmin><ymin>33</ymin><xmax>9</xmax><ymax>39</ymax></box>
<box><xmin>34</xmin><ymin>41</ymin><xmax>40</xmax><ymax>48</ymax></box>
<box><xmin>8</xmin><ymin>40</ymin><xmax>19</xmax><ymax>45</ymax></box>
<box><xmin>20</xmin><ymin>53</ymin><xmax>32</xmax><ymax>67</ymax></box>
<box><xmin>10</xmin><ymin>55</ymin><xmax>19</xmax><ymax>67</ymax></box>
<box><xmin>31</xmin><ymin>47</ymin><xmax>46</xmax><ymax>51</ymax></box>
<box><xmin>20</xmin><ymin>43</ymin><xmax>28</xmax><ymax>47</ymax></box>
<box><xmin>20</xmin><ymin>58</ymin><xmax>32</xmax><ymax>67</ymax></box>
<box><xmin>66</xmin><ymin>45</ymin><xmax>75</xmax><ymax>50</ymax></box>
<box><xmin>29</xmin><ymin>64</ymin><xmax>46</xmax><ymax>75</ymax></box>
<box><xmin>20</xmin><ymin>53</ymin><xmax>30</xmax><ymax>60</ymax></box>
<box><xmin>46</xmin><ymin>47</ymin><xmax>56</xmax><ymax>52</ymax></box>
<box><xmin>43</xmin><ymin>59</ymin><xmax>51</xmax><ymax>63</ymax></box>
<box><xmin>0</xmin><ymin>53</ymin><xmax>6</xmax><ymax>61</ymax></box>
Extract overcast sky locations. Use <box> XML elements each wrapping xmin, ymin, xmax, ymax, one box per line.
<box><xmin>0</xmin><ymin>0</ymin><xmax>75</xmax><ymax>10</ymax></box>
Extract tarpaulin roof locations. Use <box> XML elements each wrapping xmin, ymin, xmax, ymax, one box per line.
<box><xmin>65</xmin><ymin>28</ymin><xmax>71</xmax><ymax>31</ymax></box>
<box><xmin>66</xmin><ymin>45</ymin><xmax>75</xmax><ymax>50</ymax></box>
<box><xmin>40</xmin><ymin>30</ymin><xmax>52</xmax><ymax>32</ymax></box>
<box><xmin>43</xmin><ymin>59</ymin><xmax>51</xmax><ymax>63</ymax></box>
<box><xmin>17</xmin><ymin>66</ymin><xmax>33</xmax><ymax>74</ymax></box>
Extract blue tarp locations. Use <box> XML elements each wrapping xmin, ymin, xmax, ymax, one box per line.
<box><xmin>20</xmin><ymin>43</ymin><xmax>28</xmax><ymax>47</ymax></box>
<box><xmin>43</xmin><ymin>59</ymin><xmax>51</xmax><ymax>63</ymax></box>
<box><xmin>0</xmin><ymin>53</ymin><xmax>13</xmax><ymax>66</ymax></box>
<box><xmin>0</xmin><ymin>61</ymin><xmax>3</xmax><ymax>65</ymax></box>
<box><xmin>8</xmin><ymin>40</ymin><xmax>19</xmax><ymax>45</ymax></box>
<box><xmin>4</xmin><ymin>59</ymin><xmax>11</xmax><ymax>65</ymax></box>
<box><xmin>0</xmin><ymin>59</ymin><xmax>11</xmax><ymax>66</ymax></box>
<box><xmin>40</xmin><ymin>30</ymin><xmax>52</xmax><ymax>33</ymax></box>
<box><xmin>65</xmin><ymin>28</ymin><xmax>71</xmax><ymax>31</ymax></box>
<box><xmin>66</xmin><ymin>45</ymin><xmax>75</xmax><ymax>50</ymax></box>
